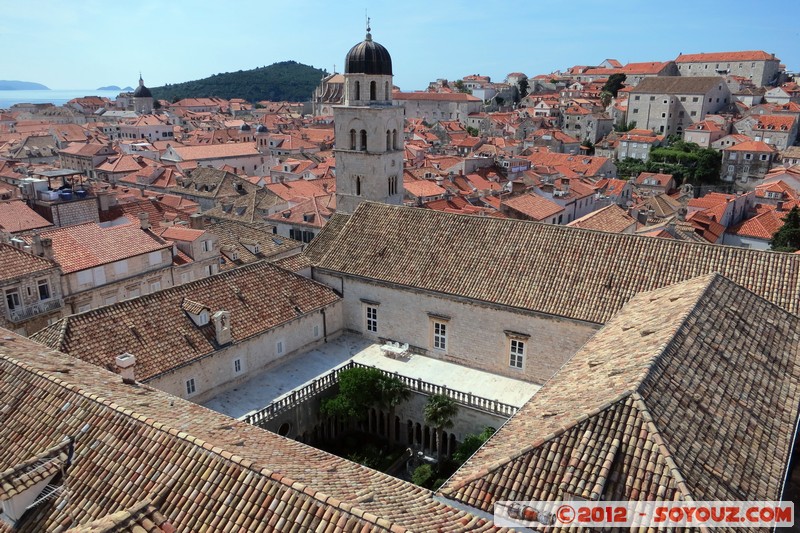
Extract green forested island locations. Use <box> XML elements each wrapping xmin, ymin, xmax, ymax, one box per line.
<box><xmin>150</xmin><ymin>61</ymin><xmax>327</xmax><ymax>103</ymax></box>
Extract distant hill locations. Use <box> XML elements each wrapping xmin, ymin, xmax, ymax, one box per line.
<box><xmin>150</xmin><ymin>61</ymin><xmax>327</xmax><ymax>103</ymax></box>
<box><xmin>0</xmin><ymin>80</ymin><xmax>49</xmax><ymax>90</ymax></box>
<box><xmin>97</xmin><ymin>85</ymin><xmax>121</xmax><ymax>91</ymax></box>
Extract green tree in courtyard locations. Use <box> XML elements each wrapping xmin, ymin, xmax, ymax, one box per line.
<box><xmin>424</xmin><ymin>394</ymin><xmax>459</xmax><ymax>461</ymax></box>
<box><xmin>771</xmin><ymin>206</ymin><xmax>800</xmax><ymax>252</ymax></box>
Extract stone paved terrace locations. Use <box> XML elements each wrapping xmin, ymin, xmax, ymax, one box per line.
<box><xmin>203</xmin><ymin>333</ymin><xmax>541</xmax><ymax>419</ymax></box>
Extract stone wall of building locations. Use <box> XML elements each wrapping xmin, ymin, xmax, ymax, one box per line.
<box><xmin>49</xmin><ymin>198</ymin><xmax>100</xmax><ymax>227</ymax></box>
<box><xmin>147</xmin><ymin>301</ymin><xmax>344</xmax><ymax>403</ymax></box>
<box><xmin>313</xmin><ymin>272</ymin><xmax>599</xmax><ymax>385</ymax></box>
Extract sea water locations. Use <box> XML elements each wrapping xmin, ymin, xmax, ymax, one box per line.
<box><xmin>0</xmin><ymin>89</ymin><xmax>124</xmax><ymax>109</ymax></box>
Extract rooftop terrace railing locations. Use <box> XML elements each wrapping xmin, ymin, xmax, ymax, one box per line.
<box><xmin>244</xmin><ymin>360</ymin><xmax>519</xmax><ymax>428</ymax></box>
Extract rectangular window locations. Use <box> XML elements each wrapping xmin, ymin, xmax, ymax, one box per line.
<box><xmin>510</xmin><ymin>339</ymin><xmax>525</xmax><ymax>369</ymax></box>
<box><xmin>150</xmin><ymin>281</ymin><xmax>161</xmax><ymax>292</ymax></box>
<box><xmin>37</xmin><ymin>279</ymin><xmax>51</xmax><ymax>300</ymax></box>
<box><xmin>77</xmin><ymin>269</ymin><xmax>93</xmax><ymax>287</ymax></box>
<box><xmin>5</xmin><ymin>289</ymin><xmax>20</xmax><ymax>310</ymax></box>
<box><xmin>433</xmin><ymin>321</ymin><xmax>447</xmax><ymax>350</ymax></box>
<box><xmin>202</xmin><ymin>240</ymin><xmax>213</xmax><ymax>252</ymax></box>
<box><xmin>114</xmin><ymin>260</ymin><xmax>128</xmax><ymax>276</ymax></box>
<box><xmin>186</xmin><ymin>378</ymin><xmax>196</xmax><ymax>396</ymax></box>
<box><xmin>313</xmin><ymin>324</ymin><xmax>320</xmax><ymax>337</ymax></box>
<box><xmin>277</xmin><ymin>340</ymin><xmax>284</xmax><ymax>355</ymax></box>
<box><xmin>91</xmin><ymin>267</ymin><xmax>107</xmax><ymax>287</ymax></box>
<box><xmin>233</xmin><ymin>358</ymin><xmax>242</xmax><ymax>374</ymax></box>
<box><xmin>148</xmin><ymin>251</ymin><xmax>162</xmax><ymax>266</ymax></box>
<box><xmin>366</xmin><ymin>306</ymin><xmax>378</xmax><ymax>333</ymax></box>
<box><xmin>760</xmin><ymin>154</ymin><xmax>768</xmax><ymax>161</ymax></box>
<box><xmin>692</xmin><ymin>97</ymin><xmax>699</xmax><ymax>102</ymax></box>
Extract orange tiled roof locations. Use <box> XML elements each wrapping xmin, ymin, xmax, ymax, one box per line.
<box><xmin>567</xmin><ymin>204</ymin><xmax>635</xmax><ymax>233</ymax></box>
<box><xmin>728</xmin><ymin>209</ymin><xmax>785</xmax><ymax>240</ymax></box>
<box><xmin>676</xmin><ymin>50</ymin><xmax>776</xmax><ymax>63</ymax></box>
<box><xmin>725</xmin><ymin>140</ymin><xmax>777</xmax><ymax>152</ymax></box>
<box><xmin>441</xmin><ymin>273</ymin><xmax>800</xmax><ymax>509</ymax></box>
<box><xmin>313</xmin><ymin>202</ymin><xmax>800</xmax><ymax>323</ymax></box>
<box><xmin>0</xmin><ymin>200</ymin><xmax>53</xmax><ymax>233</ymax></box>
<box><xmin>1</xmin><ymin>331</ymin><xmax>497</xmax><ymax>532</ymax></box>
<box><xmin>754</xmin><ymin>115</ymin><xmax>796</xmax><ymax>131</ymax></box>
<box><xmin>157</xmin><ymin>226</ymin><xmax>205</xmax><ymax>242</ymax></box>
<box><xmin>404</xmin><ymin>179</ymin><xmax>447</xmax><ymax>198</ymax></box>
<box><xmin>0</xmin><ymin>242</ymin><xmax>59</xmax><ymax>283</ymax></box>
<box><xmin>169</xmin><ymin>143</ymin><xmax>260</xmax><ymax>161</ymax></box>
<box><xmin>26</xmin><ymin>222</ymin><xmax>170</xmax><ymax>274</ymax></box>
<box><xmin>393</xmin><ymin>91</ymin><xmax>481</xmax><ymax>102</ymax></box>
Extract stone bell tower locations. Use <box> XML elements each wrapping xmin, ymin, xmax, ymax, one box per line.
<box><xmin>334</xmin><ymin>23</ymin><xmax>405</xmax><ymax>214</ymax></box>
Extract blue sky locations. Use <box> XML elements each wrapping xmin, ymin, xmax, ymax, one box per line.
<box><xmin>2</xmin><ymin>0</ymin><xmax>799</xmax><ymax>91</ymax></box>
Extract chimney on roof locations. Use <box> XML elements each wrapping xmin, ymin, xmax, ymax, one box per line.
<box><xmin>189</xmin><ymin>213</ymin><xmax>204</xmax><ymax>229</ymax></box>
<box><xmin>777</xmin><ymin>200</ymin><xmax>784</xmax><ymax>211</ymax></box>
<box><xmin>212</xmin><ymin>310</ymin><xmax>232</xmax><ymax>345</ymax></box>
<box><xmin>31</xmin><ymin>234</ymin><xmax>43</xmax><ymax>257</ymax></box>
<box><xmin>96</xmin><ymin>190</ymin><xmax>112</xmax><ymax>212</ymax></box>
<box><xmin>138</xmin><ymin>212</ymin><xmax>151</xmax><ymax>230</ymax></box>
<box><xmin>116</xmin><ymin>352</ymin><xmax>136</xmax><ymax>384</ymax></box>
<box><xmin>41</xmin><ymin>237</ymin><xmax>54</xmax><ymax>260</ymax></box>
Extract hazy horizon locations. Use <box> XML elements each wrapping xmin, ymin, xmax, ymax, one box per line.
<box><xmin>3</xmin><ymin>0</ymin><xmax>799</xmax><ymax>93</ymax></box>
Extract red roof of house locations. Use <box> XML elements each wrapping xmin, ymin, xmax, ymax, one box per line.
<box><xmin>728</xmin><ymin>209</ymin><xmax>785</xmax><ymax>240</ymax></box>
<box><xmin>754</xmin><ymin>115</ymin><xmax>796</xmax><ymax>131</ymax></box>
<box><xmin>635</xmin><ymin>172</ymin><xmax>674</xmax><ymax>187</ymax></box>
<box><xmin>158</xmin><ymin>226</ymin><xmax>206</xmax><ymax>242</ymax></box>
<box><xmin>0</xmin><ymin>200</ymin><xmax>53</xmax><ymax>233</ymax></box>
<box><xmin>725</xmin><ymin>140</ymin><xmax>777</xmax><ymax>152</ymax></box>
<box><xmin>404</xmin><ymin>179</ymin><xmax>447</xmax><ymax>198</ymax></box>
<box><xmin>28</xmin><ymin>222</ymin><xmax>170</xmax><ymax>273</ymax></box>
<box><xmin>393</xmin><ymin>91</ymin><xmax>481</xmax><ymax>102</ymax></box>
<box><xmin>676</xmin><ymin>51</ymin><xmax>776</xmax><ymax>63</ymax></box>
<box><xmin>503</xmin><ymin>193</ymin><xmax>564</xmax><ymax>220</ymax></box>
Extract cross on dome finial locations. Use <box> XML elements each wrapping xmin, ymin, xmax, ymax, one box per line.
<box><xmin>365</xmin><ymin>12</ymin><xmax>372</xmax><ymax>41</ymax></box>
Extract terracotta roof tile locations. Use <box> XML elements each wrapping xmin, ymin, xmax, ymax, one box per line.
<box><xmin>25</xmin><ymin>222</ymin><xmax>170</xmax><ymax>274</ymax></box>
<box><xmin>0</xmin><ymin>332</ymin><xmax>499</xmax><ymax>531</ymax></box>
<box><xmin>442</xmin><ymin>274</ymin><xmax>800</xmax><ymax>513</ymax></box>
<box><xmin>0</xmin><ymin>200</ymin><xmax>53</xmax><ymax>233</ymax></box>
<box><xmin>567</xmin><ymin>204</ymin><xmax>636</xmax><ymax>233</ymax></box>
<box><xmin>314</xmin><ymin>203</ymin><xmax>800</xmax><ymax>324</ymax></box>
<box><xmin>0</xmin><ymin>243</ymin><xmax>59</xmax><ymax>283</ymax></box>
<box><xmin>31</xmin><ymin>261</ymin><xmax>340</xmax><ymax>382</ymax></box>
<box><xmin>676</xmin><ymin>50</ymin><xmax>776</xmax><ymax>63</ymax></box>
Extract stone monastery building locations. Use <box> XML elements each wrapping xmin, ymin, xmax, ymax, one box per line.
<box><xmin>1</xmin><ymin>30</ymin><xmax>799</xmax><ymax>532</ymax></box>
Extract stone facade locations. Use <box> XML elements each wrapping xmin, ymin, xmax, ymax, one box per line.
<box><xmin>334</xmin><ymin>53</ymin><xmax>405</xmax><ymax>214</ymax></box>
<box><xmin>149</xmin><ymin>303</ymin><xmax>343</xmax><ymax>403</ymax></box>
<box><xmin>628</xmin><ymin>77</ymin><xmax>730</xmax><ymax>135</ymax></box>
<box><xmin>676</xmin><ymin>53</ymin><xmax>781</xmax><ymax>87</ymax></box>
<box><xmin>64</xmin><ymin>247</ymin><xmax>175</xmax><ymax>313</ymax></box>
<box><xmin>1</xmin><ymin>247</ymin><xmax>63</xmax><ymax>336</ymax></box>
<box><xmin>313</xmin><ymin>272</ymin><xmax>599</xmax><ymax>385</ymax></box>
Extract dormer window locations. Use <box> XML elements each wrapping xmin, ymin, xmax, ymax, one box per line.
<box><xmin>182</xmin><ymin>299</ymin><xmax>210</xmax><ymax>326</ymax></box>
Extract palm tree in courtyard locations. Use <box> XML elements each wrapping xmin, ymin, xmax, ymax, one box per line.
<box><xmin>424</xmin><ymin>394</ymin><xmax>458</xmax><ymax>461</ymax></box>
<box><xmin>378</xmin><ymin>374</ymin><xmax>410</xmax><ymax>443</ymax></box>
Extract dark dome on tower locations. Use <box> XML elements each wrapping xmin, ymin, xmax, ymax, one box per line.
<box><xmin>133</xmin><ymin>85</ymin><xmax>152</xmax><ymax>98</ymax></box>
<box><xmin>133</xmin><ymin>75</ymin><xmax>152</xmax><ymax>98</ymax></box>
<box><xmin>345</xmin><ymin>31</ymin><xmax>392</xmax><ymax>76</ymax></box>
